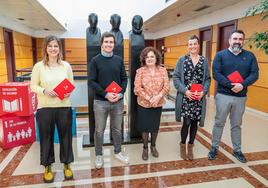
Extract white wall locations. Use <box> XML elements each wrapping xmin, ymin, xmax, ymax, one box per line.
<box><xmin>0</xmin><ymin>0</ymin><xmax>259</xmax><ymax>40</ymax></box>
<box><xmin>146</xmin><ymin>0</ymin><xmax>259</xmax><ymax>39</ymax></box>
<box><xmin>34</xmin><ymin>0</ymin><xmax>177</xmax><ymax>38</ymax></box>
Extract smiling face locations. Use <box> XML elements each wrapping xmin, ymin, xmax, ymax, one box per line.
<box><xmin>229</xmin><ymin>32</ymin><xmax>244</xmax><ymax>53</ymax></box>
<box><xmin>145</xmin><ymin>51</ymin><xmax>157</xmax><ymax>67</ymax></box>
<box><xmin>101</xmin><ymin>36</ymin><xmax>115</xmax><ymax>53</ymax></box>
<box><xmin>46</xmin><ymin>40</ymin><xmax>60</xmax><ymax>59</ymax></box>
<box><xmin>188</xmin><ymin>38</ymin><xmax>199</xmax><ymax>55</ymax></box>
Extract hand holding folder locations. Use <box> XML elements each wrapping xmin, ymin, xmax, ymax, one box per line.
<box><xmin>105</xmin><ymin>81</ymin><xmax>122</xmax><ymax>94</ymax></box>
<box><xmin>53</xmin><ymin>78</ymin><xmax>75</xmax><ymax>100</ymax></box>
<box><xmin>227</xmin><ymin>71</ymin><xmax>244</xmax><ymax>83</ymax></box>
<box><xmin>190</xmin><ymin>83</ymin><xmax>203</xmax><ymax>100</ymax></box>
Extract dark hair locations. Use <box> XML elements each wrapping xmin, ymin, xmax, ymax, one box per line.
<box><xmin>188</xmin><ymin>35</ymin><xmax>199</xmax><ymax>44</ymax></box>
<box><xmin>100</xmin><ymin>32</ymin><xmax>116</xmax><ymax>45</ymax></box>
<box><xmin>230</xmin><ymin>30</ymin><xmax>245</xmax><ymax>38</ymax></box>
<box><xmin>139</xmin><ymin>47</ymin><xmax>162</xmax><ymax>66</ymax></box>
<box><xmin>42</xmin><ymin>35</ymin><xmax>63</xmax><ymax>65</ymax></box>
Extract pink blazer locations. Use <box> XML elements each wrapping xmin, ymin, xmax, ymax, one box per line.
<box><xmin>134</xmin><ymin>66</ymin><xmax>170</xmax><ymax>108</ymax></box>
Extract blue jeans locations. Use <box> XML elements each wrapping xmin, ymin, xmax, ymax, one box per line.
<box><xmin>211</xmin><ymin>93</ymin><xmax>247</xmax><ymax>152</ymax></box>
<box><xmin>94</xmin><ymin>99</ymin><xmax>124</xmax><ymax>156</ymax></box>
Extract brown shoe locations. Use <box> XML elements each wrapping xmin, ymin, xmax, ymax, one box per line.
<box><xmin>187</xmin><ymin>144</ymin><xmax>194</xmax><ymax>160</ymax></box>
<box><xmin>150</xmin><ymin>146</ymin><xmax>159</xmax><ymax>158</ymax></box>
<box><xmin>180</xmin><ymin>143</ymin><xmax>187</xmax><ymax>160</ymax></box>
<box><xmin>142</xmin><ymin>148</ymin><xmax>148</xmax><ymax>160</ymax></box>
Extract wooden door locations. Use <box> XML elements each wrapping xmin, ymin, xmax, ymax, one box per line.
<box><xmin>145</xmin><ymin>40</ymin><xmax>154</xmax><ymax>48</ymax></box>
<box><xmin>215</xmin><ymin>20</ymin><xmax>237</xmax><ymax>95</ymax></box>
<box><xmin>156</xmin><ymin>38</ymin><xmax>165</xmax><ymax>65</ymax></box>
<box><xmin>4</xmin><ymin>29</ymin><xmax>15</xmax><ymax>81</ymax></box>
<box><xmin>200</xmin><ymin>27</ymin><xmax>212</xmax><ymax>96</ymax></box>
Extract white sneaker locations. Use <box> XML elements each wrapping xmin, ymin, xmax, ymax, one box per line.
<box><xmin>114</xmin><ymin>152</ymin><xmax>129</xmax><ymax>164</ymax></box>
<box><xmin>95</xmin><ymin>155</ymin><xmax>103</xmax><ymax>169</ymax></box>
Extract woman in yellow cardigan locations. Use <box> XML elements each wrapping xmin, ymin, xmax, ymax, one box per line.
<box><xmin>31</xmin><ymin>35</ymin><xmax>74</xmax><ymax>183</ymax></box>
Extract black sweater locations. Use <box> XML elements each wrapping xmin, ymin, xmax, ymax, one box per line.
<box><xmin>88</xmin><ymin>54</ymin><xmax>127</xmax><ymax>101</ymax></box>
<box><xmin>212</xmin><ymin>49</ymin><xmax>259</xmax><ymax>97</ymax></box>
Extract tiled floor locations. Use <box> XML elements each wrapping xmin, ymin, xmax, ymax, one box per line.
<box><xmin>0</xmin><ymin>97</ymin><xmax>268</xmax><ymax>187</ymax></box>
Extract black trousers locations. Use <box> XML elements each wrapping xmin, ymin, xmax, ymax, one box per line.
<box><xmin>181</xmin><ymin>117</ymin><xmax>198</xmax><ymax>144</ymax></box>
<box><xmin>36</xmin><ymin>107</ymin><xmax>74</xmax><ymax>166</ymax></box>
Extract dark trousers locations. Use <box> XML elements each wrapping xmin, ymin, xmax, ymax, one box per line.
<box><xmin>181</xmin><ymin>117</ymin><xmax>198</xmax><ymax>144</ymax></box>
<box><xmin>36</xmin><ymin>107</ymin><xmax>74</xmax><ymax>166</ymax></box>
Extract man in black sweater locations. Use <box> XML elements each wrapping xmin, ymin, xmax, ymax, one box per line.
<box><xmin>88</xmin><ymin>32</ymin><xmax>128</xmax><ymax>169</ymax></box>
<box><xmin>208</xmin><ymin>30</ymin><xmax>259</xmax><ymax>163</ymax></box>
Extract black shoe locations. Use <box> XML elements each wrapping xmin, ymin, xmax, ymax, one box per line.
<box><xmin>233</xmin><ymin>151</ymin><xmax>247</xmax><ymax>163</ymax></box>
<box><xmin>208</xmin><ymin>147</ymin><xmax>217</xmax><ymax>160</ymax></box>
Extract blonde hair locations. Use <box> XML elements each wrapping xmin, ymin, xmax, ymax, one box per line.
<box><xmin>42</xmin><ymin>35</ymin><xmax>63</xmax><ymax>66</ymax></box>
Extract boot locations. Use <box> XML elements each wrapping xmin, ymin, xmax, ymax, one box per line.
<box><xmin>150</xmin><ymin>146</ymin><xmax>159</xmax><ymax>158</ymax></box>
<box><xmin>187</xmin><ymin>144</ymin><xmax>194</xmax><ymax>160</ymax></box>
<box><xmin>43</xmin><ymin>165</ymin><xmax>54</xmax><ymax>183</ymax></box>
<box><xmin>142</xmin><ymin>148</ymin><xmax>148</xmax><ymax>160</ymax></box>
<box><xmin>64</xmin><ymin>163</ymin><xmax>73</xmax><ymax>180</ymax></box>
<box><xmin>180</xmin><ymin>143</ymin><xmax>187</xmax><ymax>160</ymax></box>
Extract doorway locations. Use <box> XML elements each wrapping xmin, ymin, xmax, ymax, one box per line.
<box><xmin>4</xmin><ymin>28</ymin><xmax>16</xmax><ymax>82</ymax></box>
<box><xmin>156</xmin><ymin>38</ymin><xmax>165</xmax><ymax>65</ymax></box>
<box><xmin>200</xmin><ymin>26</ymin><xmax>212</xmax><ymax>95</ymax></box>
<box><xmin>214</xmin><ymin>20</ymin><xmax>237</xmax><ymax>95</ymax></box>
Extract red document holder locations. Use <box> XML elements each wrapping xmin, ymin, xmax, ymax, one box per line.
<box><xmin>227</xmin><ymin>71</ymin><xmax>244</xmax><ymax>83</ymax></box>
<box><xmin>53</xmin><ymin>78</ymin><xmax>75</xmax><ymax>100</ymax></box>
<box><xmin>190</xmin><ymin>84</ymin><xmax>203</xmax><ymax>100</ymax></box>
<box><xmin>105</xmin><ymin>81</ymin><xmax>122</xmax><ymax>94</ymax></box>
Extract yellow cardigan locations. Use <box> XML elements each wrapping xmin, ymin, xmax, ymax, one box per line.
<box><xmin>30</xmin><ymin>60</ymin><xmax>74</xmax><ymax>108</ymax></box>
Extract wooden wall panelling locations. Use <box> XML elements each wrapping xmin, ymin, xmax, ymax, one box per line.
<box><xmin>0</xmin><ymin>27</ymin><xmax>7</xmax><ymax>80</ymax></box>
<box><xmin>0</xmin><ymin>27</ymin><xmax>4</xmax><ymax>42</ymax></box>
<box><xmin>243</xmin><ymin>44</ymin><xmax>268</xmax><ymax>63</ymax></box>
<box><xmin>0</xmin><ymin>59</ymin><xmax>7</xmax><ymax>75</ymax></box>
<box><xmin>65</xmin><ymin>48</ymin><xmax>86</xmax><ymax>60</ymax></box>
<box><xmin>36</xmin><ymin>38</ymin><xmax>44</xmax><ymax>61</ymax></box>
<box><xmin>14</xmin><ymin>46</ymin><xmax>33</xmax><ymax>59</ymax></box>
<box><xmin>16</xmin><ymin>59</ymin><xmax>33</xmax><ymax>70</ymax></box>
<box><xmin>65</xmin><ymin>39</ymin><xmax>86</xmax><ymax>48</ymax></box>
<box><xmin>0</xmin><ymin>42</ymin><xmax>6</xmax><ymax>59</ymax></box>
<box><xmin>0</xmin><ymin>75</ymin><xmax>8</xmax><ymax>83</ymax></box>
<box><xmin>212</xmin><ymin>25</ymin><xmax>218</xmax><ymax>43</ymax></box>
<box><xmin>237</xmin><ymin>14</ymin><xmax>268</xmax><ymax>39</ymax></box>
<box><xmin>36</xmin><ymin>38</ymin><xmax>44</xmax><ymax>48</ymax></box>
<box><xmin>252</xmin><ymin>63</ymin><xmax>268</xmax><ymax>88</ymax></box>
<box><xmin>65</xmin><ymin>39</ymin><xmax>86</xmax><ymax>64</ymax></box>
<box><xmin>124</xmin><ymin>39</ymin><xmax>129</xmax><ymax>64</ymax></box>
<box><xmin>13</xmin><ymin>32</ymin><xmax>32</xmax><ymax>46</ymax></box>
<box><xmin>247</xmin><ymin>85</ymin><xmax>268</xmax><ymax>113</ymax></box>
<box><xmin>13</xmin><ymin>31</ymin><xmax>33</xmax><ymax>71</ymax></box>
<box><xmin>165</xmin><ymin>30</ymin><xmax>199</xmax><ymax>47</ymax></box>
<box><xmin>163</xmin><ymin>58</ymin><xmax>178</xmax><ymax>68</ymax></box>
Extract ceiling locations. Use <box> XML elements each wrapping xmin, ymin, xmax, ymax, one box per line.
<box><xmin>0</xmin><ymin>0</ymin><xmax>66</xmax><ymax>31</ymax></box>
<box><xmin>144</xmin><ymin>0</ymin><xmax>242</xmax><ymax>33</ymax></box>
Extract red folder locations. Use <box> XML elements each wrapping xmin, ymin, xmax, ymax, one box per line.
<box><xmin>190</xmin><ymin>84</ymin><xmax>203</xmax><ymax>92</ymax></box>
<box><xmin>190</xmin><ymin>84</ymin><xmax>202</xmax><ymax>100</ymax></box>
<box><xmin>53</xmin><ymin>78</ymin><xmax>75</xmax><ymax>100</ymax></box>
<box><xmin>227</xmin><ymin>71</ymin><xmax>244</xmax><ymax>83</ymax></box>
<box><xmin>105</xmin><ymin>81</ymin><xmax>122</xmax><ymax>94</ymax></box>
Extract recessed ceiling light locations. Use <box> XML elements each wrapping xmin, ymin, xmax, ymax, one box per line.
<box><xmin>194</xmin><ymin>5</ymin><xmax>211</xmax><ymax>12</ymax></box>
<box><xmin>44</xmin><ymin>28</ymin><xmax>50</xmax><ymax>31</ymax></box>
<box><xmin>17</xmin><ymin>18</ymin><xmax>25</xmax><ymax>21</ymax></box>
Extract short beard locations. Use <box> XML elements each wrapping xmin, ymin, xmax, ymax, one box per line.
<box><xmin>231</xmin><ymin>43</ymin><xmax>242</xmax><ymax>53</ymax></box>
